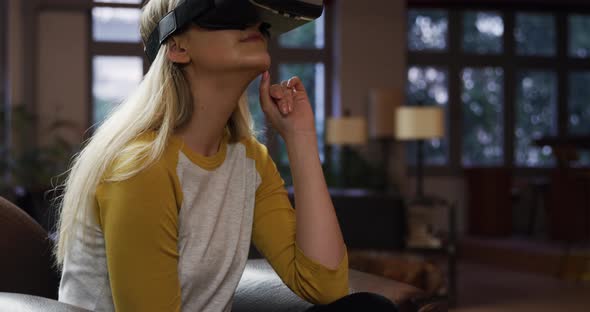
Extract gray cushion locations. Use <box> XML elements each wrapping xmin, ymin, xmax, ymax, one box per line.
<box><xmin>232</xmin><ymin>259</ymin><xmax>313</xmax><ymax>312</ymax></box>
<box><xmin>0</xmin><ymin>293</ymin><xmax>90</xmax><ymax>312</ymax></box>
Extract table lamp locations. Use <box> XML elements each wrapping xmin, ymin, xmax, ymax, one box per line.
<box><xmin>326</xmin><ymin>114</ymin><xmax>368</xmax><ymax>146</ymax></box>
<box><xmin>326</xmin><ymin>111</ymin><xmax>367</xmax><ymax>187</ymax></box>
<box><xmin>395</xmin><ymin>106</ymin><xmax>444</xmax><ymax>202</ymax></box>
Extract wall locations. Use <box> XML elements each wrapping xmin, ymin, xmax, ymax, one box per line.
<box><xmin>332</xmin><ymin>0</ymin><xmax>410</xmax><ymax>196</ymax></box>
<box><xmin>8</xmin><ymin>0</ymin><xmax>24</xmax><ymax>107</ymax></box>
<box><xmin>6</xmin><ymin>1</ymin><xmax>88</xmax><ymax>146</ymax></box>
<box><xmin>334</xmin><ymin>0</ymin><xmax>407</xmax><ymax>113</ymax></box>
<box><xmin>37</xmin><ymin>11</ymin><xmax>88</xmax><ymax>145</ymax></box>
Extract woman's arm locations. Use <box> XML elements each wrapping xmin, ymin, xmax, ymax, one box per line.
<box><xmin>285</xmin><ymin>132</ymin><xmax>346</xmax><ymax>269</ymax></box>
<box><xmin>258</xmin><ymin>71</ymin><xmax>346</xmax><ymax>270</ymax></box>
<box><xmin>97</xmin><ymin>161</ymin><xmax>181</xmax><ymax>312</ymax></box>
<box><xmin>248</xmin><ymin>136</ymin><xmax>348</xmax><ymax>305</ymax></box>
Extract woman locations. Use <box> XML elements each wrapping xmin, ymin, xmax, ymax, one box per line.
<box><xmin>54</xmin><ymin>0</ymin><xmax>398</xmax><ymax>311</ymax></box>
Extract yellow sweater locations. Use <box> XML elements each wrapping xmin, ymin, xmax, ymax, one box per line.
<box><xmin>58</xmin><ymin>132</ymin><xmax>349</xmax><ymax>312</ymax></box>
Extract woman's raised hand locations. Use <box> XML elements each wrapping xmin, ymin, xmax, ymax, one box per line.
<box><xmin>258</xmin><ymin>71</ymin><xmax>316</xmax><ymax>142</ymax></box>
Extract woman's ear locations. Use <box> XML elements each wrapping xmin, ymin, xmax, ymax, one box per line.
<box><xmin>166</xmin><ymin>36</ymin><xmax>191</xmax><ymax>64</ymax></box>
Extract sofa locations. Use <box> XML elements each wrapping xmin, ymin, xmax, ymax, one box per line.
<box><xmin>0</xmin><ymin>196</ymin><xmax>444</xmax><ymax>311</ymax></box>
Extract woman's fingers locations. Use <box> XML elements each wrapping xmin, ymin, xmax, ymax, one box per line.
<box><xmin>281</xmin><ymin>80</ymin><xmax>295</xmax><ymax>113</ymax></box>
<box><xmin>286</xmin><ymin>76</ymin><xmax>306</xmax><ymax>92</ymax></box>
<box><xmin>269</xmin><ymin>84</ymin><xmax>283</xmax><ymax>100</ymax></box>
<box><xmin>282</xmin><ymin>84</ymin><xmax>294</xmax><ymax>113</ymax></box>
<box><xmin>269</xmin><ymin>84</ymin><xmax>289</xmax><ymax>115</ymax></box>
<box><xmin>278</xmin><ymin>99</ymin><xmax>289</xmax><ymax>115</ymax></box>
<box><xmin>259</xmin><ymin>71</ymin><xmax>298</xmax><ymax>117</ymax></box>
<box><xmin>269</xmin><ymin>80</ymin><xmax>292</xmax><ymax>115</ymax></box>
<box><xmin>259</xmin><ymin>71</ymin><xmax>280</xmax><ymax>117</ymax></box>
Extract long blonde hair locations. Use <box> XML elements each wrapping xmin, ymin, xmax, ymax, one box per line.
<box><xmin>54</xmin><ymin>0</ymin><xmax>254</xmax><ymax>267</ymax></box>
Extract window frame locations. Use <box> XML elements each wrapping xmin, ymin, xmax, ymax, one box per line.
<box><xmin>89</xmin><ymin>0</ymin><xmax>146</xmax><ymax>133</ymax></box>
<box><xmin>407</xmin><ymin>3</ymin><xmax>590</xmax><ymax>176</ymax></box>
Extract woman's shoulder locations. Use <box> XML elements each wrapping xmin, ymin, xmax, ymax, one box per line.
<box><xmin>238</xmin><ymin>135</ymin><xmax>271</xmax><ymax>161</ymax></box>
<box><xmin>101</xmin><ymin>131</ymin><xmax>179</xmax><ymax>184</ymax></box>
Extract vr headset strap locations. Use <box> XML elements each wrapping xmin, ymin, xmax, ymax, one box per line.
<box><xmin>144</xmin><ymin>0</ymin><xmax>213</xmax><ymax>62</ymax></box>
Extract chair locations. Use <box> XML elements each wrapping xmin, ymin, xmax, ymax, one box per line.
<box><xmin>0</xmin><ymin>196</ymin><xmax>59</xmax><ymax>299</ymax></box>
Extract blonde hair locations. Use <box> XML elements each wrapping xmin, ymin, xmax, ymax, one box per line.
<box><xmin>53</xmin><ymin>0</ymin><xmax>255</xmax><ymax>267</ymax></box>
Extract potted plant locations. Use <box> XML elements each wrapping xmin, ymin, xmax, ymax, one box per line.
<box><xmin>0</xmin><ymin>105</ymin><xmax>82</xmax><ymax>231</ymax></box>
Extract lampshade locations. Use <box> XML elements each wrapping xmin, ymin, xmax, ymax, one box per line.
<box><xmin>395</xmin><ymin>106</ymin><xmax>444</xmax><ymax>140</ymax></box>
<box><xmin>326</xmin><ymin>116</ymin><xmax>368</xmax><ymax>145</ymax></box>
<box><xmin>368</xmin><ymin>88</ymin><xmax>401</xmax><ymax>138</ymax></box>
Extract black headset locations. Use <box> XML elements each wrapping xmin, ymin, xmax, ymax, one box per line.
<box><xmin>143</xmin><ymin>0</ymin><xmax>324</xmax><ymax>63</ymax></box>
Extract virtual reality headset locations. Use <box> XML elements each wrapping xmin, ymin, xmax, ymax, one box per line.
<box><xmin>144</xmin><ymin>0</ymin><xmax>324</xmax><ymax>63</ymax></box>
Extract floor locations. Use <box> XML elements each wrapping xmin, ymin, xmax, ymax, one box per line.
<box><xmin>451</xmin><ymin>261</ymin><xmax>590</xmax><ymax>312</ymax></box>
<box><xmin>459</xmin><ymin>236</ymin><xmax>590</xmax><ymax>278</ymax></box>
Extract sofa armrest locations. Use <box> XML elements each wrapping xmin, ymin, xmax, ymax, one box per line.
<box><xmin>233</xmin><ymin>259</ymin><xmax>444</xmax><ymax>312</ymax></box>
<box><xmin>349</xmin><ymin>269</ymin><xmax>422</xmax><ymax>304</ymax></box>
<box><xmin>233</xmin><ymin>259</ymin><xmax>312</xmax><ymax>312</ymax></box>
<box><xmin>349</xmin><ymin>270</ymin><xmax>447</xmax><ymax>312</ymax></box>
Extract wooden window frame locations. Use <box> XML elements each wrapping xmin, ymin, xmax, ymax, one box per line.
<box><xmin>88</xmin><ymin>1</ymin><xmax>145</xmax><ymax>132</ymax></box>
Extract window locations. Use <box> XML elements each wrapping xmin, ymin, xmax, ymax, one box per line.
<box><xmin>515</xmin><ymin>71</ymin><xmax>557</xmax><ymax>167</ymax></box>
<box><xmin>462</xmin><ymin>11</ymin><xmax>504</xmax><ymax>54</ymax></box>
<box><xmin>92</xmin><ymin>7</ymin><xmax>141</xmax><ymax>43</ymax></box>
<box><xmin>569</xmin><ymin>72</ymin><xmax>590</xmax><ymax>135</ymax></box>
<box><xmin>406</xmin><ymin>10</ymin><xmax>450</xmax><ymax>165</ymax></box>
<box><xmin>246</xmin><ymin>12</ymin><xmax>330</xmax><ymax>185</ymax></box>
<box><xmin>567</xmin><ymin>17</ymin><xmax>590</xmax><ymax>166</ymax></box>
<box><xmin>408</xmin><ymin>9</ymin><xmax>449</xmax><ymax>51</ymax></box>
<box><xmin>407</xmin><ymin>7</ymin><xmax>590</xmax><ymax>169</ymax></box>
<box><xmin>569</xmin><ymin>15</ymin><xmax>590</xmax><ymax>58</ymax></box>
<box><xmin>91</xmin><ymin>0</ymin><xmax>144</xmax><ymax>126</ymax></box>
<box><xmin>406</xmin><ymin>66</ymin><xmax>449</xmax><ymax>165</ymax></box>
<box><xmin>568</xmin><ymin>71</ymin><xmax>590</xmax><ymax>165</ymax></box>
<box><xmin>515</xmin><ymin>13</ymin><xmax>556</xmax><ymax>57</ymax></box>
<box><xmin>462</xmin><ymin>67</ymin><xmax>504</xmax><ymax>166</ymax></box>
<box><xmin>92</xmin><ymin>56</ymin><xmax>143</xmax><ymax>124</ymax></box>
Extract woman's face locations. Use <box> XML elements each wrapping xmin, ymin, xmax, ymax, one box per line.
<box><xmin>172</xmin><ymin>23</ymin><xmax>271</xmax><ymax>76</ymax></box>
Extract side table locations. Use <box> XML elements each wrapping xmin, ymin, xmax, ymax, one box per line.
<box><xmin>404</xmin><ymin>197</ymin><xmax>457</xmax><ymax>308</ymax></box>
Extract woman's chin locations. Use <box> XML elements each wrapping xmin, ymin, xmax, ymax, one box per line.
<box><xmin>239</xmin><ymin>57</ymin><xmax>271</xmax><ymax>73</ymax></box>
